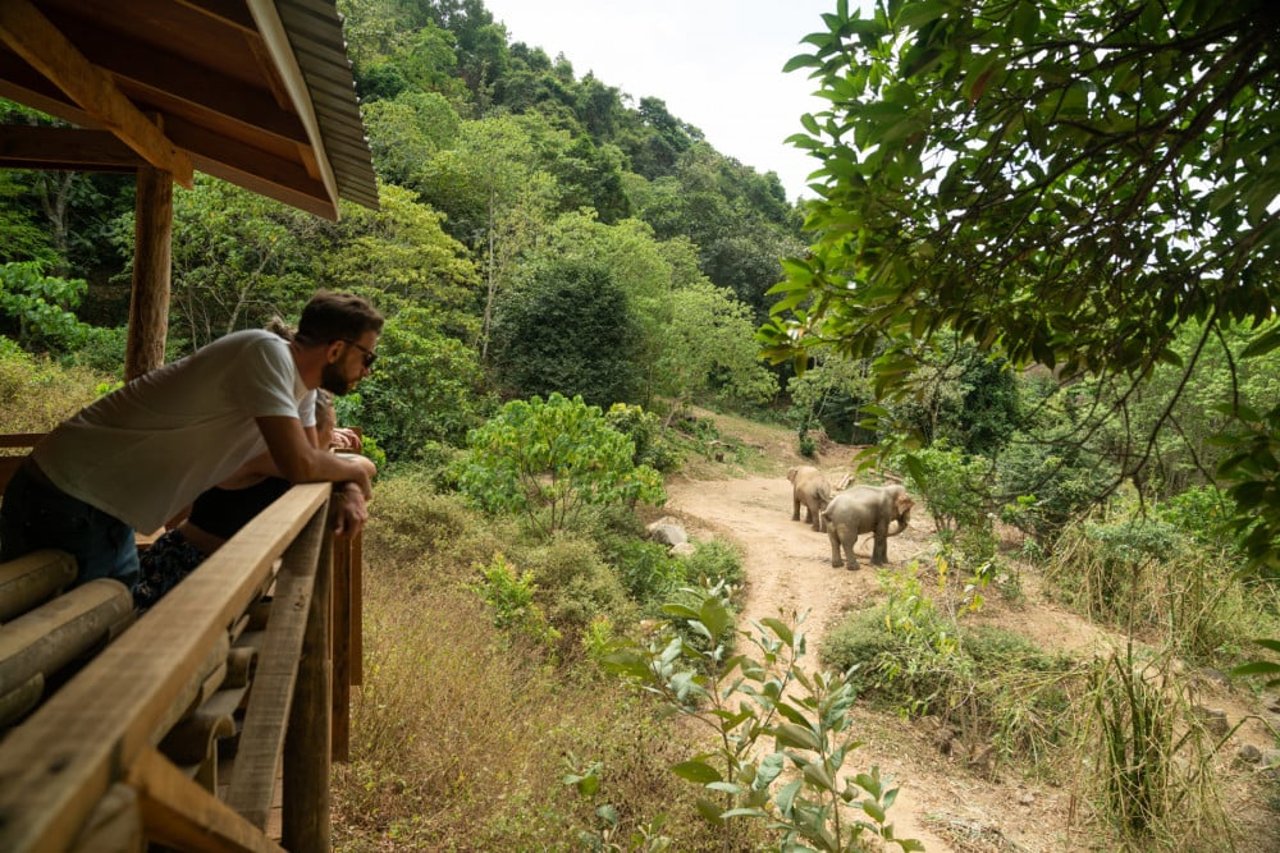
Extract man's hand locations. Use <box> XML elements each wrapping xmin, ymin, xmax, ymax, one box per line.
<box><xmin>330</xmin><ymin>427</ymin><xmax>363</xmax><ymax>453</ymax></box>
<box><xmin>332</xmin><ymin>481</ymin><xmax>369</xmax><ymax>536</ymax></box>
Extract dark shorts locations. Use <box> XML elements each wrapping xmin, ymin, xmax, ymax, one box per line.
<box><xmin>0</xmin><ymin>461</ymin><xmax>139</xmax><ymax>591</ymax></box>
<box><xmin>134</xmin><ymin>528</ymin><xmax>207</xmax><ymax>612</ymax></box>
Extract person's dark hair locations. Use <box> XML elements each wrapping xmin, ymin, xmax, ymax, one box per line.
<box><xmin>265</xmin><ymin>316</ymin><xmax>295</xmax><ymax>341</ymax></box>
<box><xmin>296</xmin><ymin>291</ymin><xmax>383</xmax><ymax>345</ymax></box>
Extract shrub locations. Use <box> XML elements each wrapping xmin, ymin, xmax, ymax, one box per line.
<box><xmin>605</xmin><ymin>402</ymin><xmax>681</xmax><ymax>472</ymax></box>
<box><xmin>0</xmin><ymin>339</ymin><xmax>106</xmax><ymax>433</ymax></box>
<box><xmin>601</xmin><ymin>536</ymin><xmax>684</xmax><ymax>604</ymax></box>
<box><xmin>997</xmin><ymin>431</ymin><xmax>1112</xmax><ymax>542</ymax></box>
<box><xmin>822</xmin><ymin>574</ymin><xmax>1079</xmax><ymax>772</ymax></box>
<box><xmin>679</xmin><ymin>540</ymin><xmax>744</xmax><ymax>589</ymax></box>
<box><xmin>1079</xmin><ymin>650</ymin><xmax>1229</xmax><ymax>849</ymax></box>
<box><xmin>342</xmin><ymin>307</ymin><xmax>492</xmax><ymax>461</ymax></box>
<box><xmin>1045</xmin><ymin>516</ymin><xmax>1263</xmax><ymax>663</ymax></box>
<box><xmin>470</xmin><ymin>552</ymin><xmax>561</xmax><ymax>650</ymax></box>
<box><xmin>518</xmin><ymin>534</ymin><xmax>635</xmax><ymax>644</ymax></box>
<box><xmin>458</xmin><ymin>393</ymin><xmax>666</xmax><ymax>537</ymax></box>
<box><xmin>604</xmin><ymin>588</ymin><xmax>919</xmax><ymax>851</ymax></box>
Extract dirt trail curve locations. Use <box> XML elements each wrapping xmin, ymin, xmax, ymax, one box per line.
<box><xmin>665</xmin><ymin>474</ymin><xmax>956</xmax><ymax>852</ymax></box>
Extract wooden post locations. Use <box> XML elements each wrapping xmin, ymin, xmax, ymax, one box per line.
<box><xmin>125</xmin><ymin>165</ymin><xmax>173</xmax><ymax>381</ymax></box>
<box><xmin>330</xmin><ymin>532</ymin><xmax>350</xmax><ymax>763</ymax></box>
<box><xmin>283</xmin><ymin>528</ymin><xmax>332</xmax><ymax>851</ymax></box>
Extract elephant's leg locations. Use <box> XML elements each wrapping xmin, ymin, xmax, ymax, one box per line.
<box><xmin>871</xmin><ymin>520</ymin><xmax>889</xmax><ymax>565</ymax></box>
<box><xmin>828</xmin><ymin>527</ymin><xmax>843</xmax><ymax>568</ymax></box>
<box><xmin>808</xmin><ymin>499</ymin><xmax>823</xmax><ymax>531</ymax></box>
<box><xmin>793</xmin><ymin>494</ymin><xmax>802</xmax><ymax>521</ymax></box>
<box><xmin>844</xmin><ymin>531</ymin><xmax>860</xmax><ymax>570</ymax></box>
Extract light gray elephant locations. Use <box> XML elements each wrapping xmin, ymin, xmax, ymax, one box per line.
<box><xmin>787</xmin><ymin>465</ymin><xmax>833</xmax><ymax>532</ymax></box>
<box><xmin>821</xmin><ymin>484</ymin><xmax>914</xmax><ymax>569</ymax></box>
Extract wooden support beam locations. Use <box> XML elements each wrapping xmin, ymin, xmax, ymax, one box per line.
<box><xmin>225</xmin><ymin>505</ymin><xmax>328</xmax><ymax>828</ymax></box>
<box><xmin>128</xmin><ymin>747</ymin><xmax>285</xmax><ymax>853</ymax></box>
<box><xmin>330</xmin><ymin>533</ymin><xmax>351</xmax><ymax>762</ymax></box>
<box><xmin>0</xmin><ymin>0</ymin><xmax>193</xmax><ymax>186</ymax></box>
<box><xmin>284</xmin><ymin>529</ymin><xmax>332</xmax><ymax>850</ymax></box>
<box><xmin>125</xmin><ymin>165</ymin><xmax>173</xmax><ymax>380</ymax></box>
<box><xmin>0</xmin><ymin>126</ymin><xmax>143</xmax><ymax>170</ymax></box>
<box><xmin>0</xmin><ymin>485</ymin><xmax>329</xmax><ymax>852</ymax></box>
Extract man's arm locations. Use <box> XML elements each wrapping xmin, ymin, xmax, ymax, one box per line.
<box><xmin>255</xmin><ymin>416</ymin><xmax>373</xmax><ymax>498</ymax></box>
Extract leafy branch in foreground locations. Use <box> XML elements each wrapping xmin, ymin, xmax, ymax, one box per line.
<box><xmin>604</xmin><ymin>584</ymin><xmax>921</xmax><ymax>852</ymax></box>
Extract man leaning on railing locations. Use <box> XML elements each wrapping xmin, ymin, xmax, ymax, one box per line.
<box><xmin>0</xmin><ymin>291</ymin><xmax>382</xmax><ymax>594</ymax></box>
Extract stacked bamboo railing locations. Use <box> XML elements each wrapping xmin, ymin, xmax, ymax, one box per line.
<box><xmin>0</xmin><ymin>434</ymin><xmax>363</xmax><ymax>852</ymax></box>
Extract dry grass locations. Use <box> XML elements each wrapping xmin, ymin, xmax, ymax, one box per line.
<box><xmin>331</xmin><ymin>475</ymin><xmax>741</xmax><ymax>851</ymax></box>
<box><xmin>0</xmin><ymin>345</ymin><xmax>106</xmax><ymax>434</ymax></box>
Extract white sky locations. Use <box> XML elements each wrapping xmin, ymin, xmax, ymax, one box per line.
<box><xmin>481</xmin><ymin>0</ymin><xmax>845</xmax><ymax>201</ymax></box>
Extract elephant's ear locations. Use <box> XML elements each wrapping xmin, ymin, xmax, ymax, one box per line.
<box><xmin>897</xmin><ymin>495</ymin><xmax>914</xmax><ymax>514</ymax></box>
<box><xmin>786</xmin><ymin>467</ymin><xmax>798</xmax><ymax>483</ymax></box>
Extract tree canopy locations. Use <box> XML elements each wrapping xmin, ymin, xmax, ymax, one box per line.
<box><xmin>765</xmin><ymin>0</ymin><xmax>1280</xmax><ymax>569</ymax></box>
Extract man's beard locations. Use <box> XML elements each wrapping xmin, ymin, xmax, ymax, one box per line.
<box><xmin>320</xmin><ymin>362</ymin><xmax>350</xmax><ymax>395</ymax></box>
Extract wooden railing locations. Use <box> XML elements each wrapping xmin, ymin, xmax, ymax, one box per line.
<box><xmin>0</xmin><ymin>436</ymin><xmax>364</xmax><ymax>852</ymax></box>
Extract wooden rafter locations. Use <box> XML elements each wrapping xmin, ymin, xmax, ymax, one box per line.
<box><xmin>0</xmin><ymin>0</ymin><xmax>193</xmax><ymax>186</ymax></box>
<box><xmin>0</xmin><ymin>126</ymin><xmax>142</xmax><ymax>170</ymax></box>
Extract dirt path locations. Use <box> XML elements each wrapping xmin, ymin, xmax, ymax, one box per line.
<box><xmin>665</xmin><ymin>474</ymin><xmax>956</xmax><ymax>851</ymax></box>
<box><xmin>664</xmin><ymin>469</ymin><xmax>1280</xmax><ymax>852</ymax></box>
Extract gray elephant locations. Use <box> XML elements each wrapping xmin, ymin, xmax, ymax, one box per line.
<box><xmin>821</xmin><ymin>484</ymin><xmax>914</xmax><ymax>569</ymax></box>
<box><xmin>787</xmin><ymin>465</ymin><xmax>833</xmax><ymax>532</ymax></box>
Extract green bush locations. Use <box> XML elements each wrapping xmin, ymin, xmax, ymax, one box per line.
<box><xmin>470</xmin><ymin>553</ymin><xmax>561</xmax><ymax>650</ymax></box>
<box><xmin>605</xmin><ymin>402</ymin><xmax>680</xmax><ymax>472</ymax></box>
<box><xmin>997</xmin><ymin>432</ymin><xmax>1112</xmax><ymax>542</ymax></box>
<box><xmin>517</xmin><ymin>535</ymin><xmax>635</xmax><ymax>644</ymax></box>
<box><xmin>823</xmin><ymin>591</ymin><xmax>1078</xmax><ymax>771</ymax></box>
<box><xmin>680</xmin><ymin>540</ymin><xmax>744</xmax><ymax>588</ymax></box>
<box><xmin>1045</xmin><ymin>516</ymin><xmax>1263</xmax><ymax>663</ymax></box>
<box><xmin>1156</xmin><ymin>485</ymin><xmax>1240</xmax><ymax>553</ymax></box>
<box><xmin>343</xmin><ymin>307</ymin><xmax>492</xmax><ymax>461</ymax></box>
<box><xmin>458</xmin><ymin>393</ymin><xmax>666</xmax><ymax>537</ymax></box>
<box><xmin>600</xmin><ymin>536</ymin><xmax>684</xmax><ymax>604</ymax></box>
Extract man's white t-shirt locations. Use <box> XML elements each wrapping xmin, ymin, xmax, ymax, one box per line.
<box><xmin>34</xmin><ymin>329</ymin><xmax>316</xmax><ymax>532</ymax></box>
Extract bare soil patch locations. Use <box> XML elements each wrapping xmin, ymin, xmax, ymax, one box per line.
<box><xmin>659</xmin><ymin>423</ymin><xmax>1280</xmax><ymax>852</ymax></box>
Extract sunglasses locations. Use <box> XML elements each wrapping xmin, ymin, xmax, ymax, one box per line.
<box><xmin>341</xmin><ymin>338</ymin><xmax>378</xmax><ymax>368</ymax></box>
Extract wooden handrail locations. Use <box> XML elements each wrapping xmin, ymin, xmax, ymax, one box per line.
<box><xmin>0</xmin><ymin>483</ymin><xmax>331</xmax><ymax>851</ymax></box>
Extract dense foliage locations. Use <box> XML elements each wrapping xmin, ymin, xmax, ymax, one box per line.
<box><xmin>0</xmin><ymin>0</ymin><xmax>805</xmax><ymax>467</ymax></box>
<box><xmin>766</xmin><ymin>0</ymin><xmax>1280</xmax><ymax>571</ymax></box>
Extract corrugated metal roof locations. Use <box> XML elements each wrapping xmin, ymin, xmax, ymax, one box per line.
<box><xmin>277</xmin><ymin>0</ymin><xmax>379</xmax><ymax>210</ymax></box>
<box><xmin>0</xmin><ymin>0</ymin><xmax>379</xmax><ymax>219</ymax></box>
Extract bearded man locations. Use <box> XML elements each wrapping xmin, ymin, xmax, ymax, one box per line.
<box><xmin>0</xmin><ymin>291</ymin><xmax>382</xmax><ymax>590</ymax></box>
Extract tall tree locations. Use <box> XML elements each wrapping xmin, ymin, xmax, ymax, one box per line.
<box><xmin>765</xmin><ymin>0</ymin><xmax>1280</xmax><ymax>568</ymax></box>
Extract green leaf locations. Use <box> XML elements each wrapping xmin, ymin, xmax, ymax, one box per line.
<box><xmin>721</xmin><ymin>807</ymin><xmax>768</xmax><ymax>819</ymax></box>
<box><xmin>672</xmin><ymin>760</ymin><xmax>723</xmax><ymax>784</ymax></box>
<box><xmin>895</xmin><ymin>0</ymin><xmax>949</xmax><ymax>30</ymax></box>
<box><xmin>783</xmin><ymin>54</ymin><xmax>824</xmax><ymax>73</ymax></box>
<box><xmin>760</xmin><ymin>617</ymin><xmax>795</xmax><ymax>646</ymax></box>
<box><xmin>776</xmin><ymin>778</ymin><xmax>803</xmax><ymax>815</ymax></box>
<box><xmin>1242</xmin><ymin>326</ymin><xmax>1280</xmax><ymax>358</ymax></box>
<box><xmin>695</xmin><ymin>797</ymin><xmax>724</xmax><ymax>825</ymax></box>
<box><xmin>775</xmin><ymin>722</ymin><xmax>821</xmax><ymax>750</ymax></box>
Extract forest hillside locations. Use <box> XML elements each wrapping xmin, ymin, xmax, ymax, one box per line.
<box><xmin>2</xmin><ymin>0</ymin><xmax>1280</xmax><ymax>850</ymax></box>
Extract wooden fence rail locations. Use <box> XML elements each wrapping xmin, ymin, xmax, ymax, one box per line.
<box><xmin>0</xmin><ymin>435</ymin><xmax>362</xmax><ymax>851</ymax></box>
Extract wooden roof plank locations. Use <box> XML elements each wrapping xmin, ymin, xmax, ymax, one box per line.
<box><xmin>172</xmin><ymin>0</ymin><xmax>257</xmax><ymax>35</ymax></box>
<box><xmin>0</xmin><ymin>0</ymin><xmax>193</xmax><ymax>186</ymax></box>
<box><xmin>0</xmin><ymin>126</ymin><xmax>144</xmax><ymax>169</ymax></box>
<box><xmin>60</xmin><ymin>21</ymin><xmax>310</xmax><ymax>145</ymax></box>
